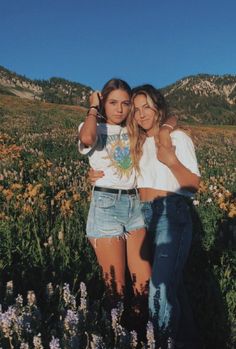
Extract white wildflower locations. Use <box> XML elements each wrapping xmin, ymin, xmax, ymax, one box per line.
<box><xmin>48</xmin><ymin>236</ymin><xmax>53</xmax><ymax>246</ymax></box>
<box><xmin>146</xmin><ymin>321</ymin><xmax>155</xmax><ymax>349</ymax></box>
<box><xmin>16</xmin><ymin>294</ymin><xmax>24</xmax><ymax>308</ymax></box>
<box><xmin>111</xmin><ymin>307</ymin><xmax>119</xmax><ymax>331</ymax></box>
<box><xmin>27</xmin><ymin>290</ymin><xmax>37</xmax><ymax>306</ymax></box>
<box><xmin>33</xmin><ymin>333</ymin><xmax>44</xmax><ymax>349</ymax></box>
<box><xmin>0</xmin><ymin>306</ymin><xmax>19</xmax><ymax>338</ymax></box>
<box><xmin>193</xmin><ymin>199</ymin><xmax>200</xmax><ymax>206</ymax></box>
<box><xmin>20</xmin><ymin>343</ymin><xmax>29</xmax><ymax>349</ymax></box>
<box><xmin>58</xmin><ymin>230</ymin><xmax>64</xmax><ymax>241</ymax></box>
<box><xmin>90</xmin><ymin>334</ymin><xmax>106</xmax><ymax>349</ymax></box>
<box><xmin>49</xmin><ymin>336</ymin><xmax>61</xmax><ymax>349</ymax></box>
<box><xmin>62</xmin><ymin>283</ymin><xmax>76</xmax><ymax>309</ymax></box>
<box><xmin>46</xmin><ymin>283</ymin><xmax>54</xmax><ymax>299</ymax></box>
<box><xmin>111</xmin><ymin>303</ymin><xmax>125</xmax><ymax>341</ymax></box>
<box><xmin>130</xmin><ymin>330</ymin><xmax>138</xmax><ymax>348</ymax></box>
<box><xmin>6</xmin><ymin>281</ymin><xmax>14</xmax><ymax>297</ymax></box>
<box><xmin>64</xmin><ymin>309</ymin><xmax>79</xmax><ymax>334</ymax></box>
<box><xmin>167</xmin><ymin>337</ymin><xmax>175</xmax><ymax>349</ymax></box>
<box><xmin>79</xmin><ymin>282</ymin><xmax>87</xmax><ymax>312</ymax></box>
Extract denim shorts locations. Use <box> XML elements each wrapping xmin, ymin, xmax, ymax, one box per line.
<box><xmin>86</xmin><ymin>190</ymin><xmax>145</xmax><ymax>238</ymax></box>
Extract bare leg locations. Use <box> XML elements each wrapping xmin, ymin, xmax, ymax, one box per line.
<box><xmin>126</xmin><ymin>228</ymin><xmax>152</xmax><ymax>338</ymax></box>
<box><xmin>126</xmin><ymin>228</ymin><xmax>152</xmax><ymax>295</ymax></box>
<box><xmin>89</xmin><ymin>237</ymin><xmax>126</xmax><ymax>297</ymax></box>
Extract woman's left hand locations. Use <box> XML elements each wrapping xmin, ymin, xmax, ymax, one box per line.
<box><xmin>87</xmin><ymin>168</ymin><xmax>104</xmax><ymax>185</ymax></box>
<box><xmin>157</xmin><ymin>144</ymin><xmax>178</xmax><ymax>167</ymax></box>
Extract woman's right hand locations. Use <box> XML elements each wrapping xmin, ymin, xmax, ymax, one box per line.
<box><xmin>88</xmin><ymin>168</ymin><xmax>104</xmax><ymax>185</ymax></box>
<box><xmin>89</xmin><ymin>91</ymin><xmax>102</xmax><ymax>108</ymax></box>
<box><xmin>157</xmin><ymin>144</ymin><xmax>177</xmax><ymax>167</ymax></box>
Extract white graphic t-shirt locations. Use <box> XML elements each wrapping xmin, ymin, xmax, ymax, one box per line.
<box><xmin>78</xmin><ymin>123</ymin><xmax>136</xmax><ymax>189</ymax></box>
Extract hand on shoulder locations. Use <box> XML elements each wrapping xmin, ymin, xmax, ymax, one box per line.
<box><xmin>157</xmin><ymin>144</ymin><xmax>178</xmax><ymax>167</ymax></box>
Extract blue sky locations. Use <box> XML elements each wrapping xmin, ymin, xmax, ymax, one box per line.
<box><xmin>0</xmin><ymin>0</ymin><xmax>235</xmax><ymax>90</ymax></box>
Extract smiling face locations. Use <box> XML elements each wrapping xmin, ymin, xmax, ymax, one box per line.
<box><xmin>133</xmin><ymin>94</ymin><xmax>158</xmax><ymax>136</ymax></box>
<box><xmin>104</xmin><ymin>89</ymin><xmax>131</xmax><ymax>125</ymax></box>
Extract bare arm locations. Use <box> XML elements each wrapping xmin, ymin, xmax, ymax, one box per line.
<box><xmin>168</xmin><ymin>157</ymin><xmax>200</xmax><ymax>192</ymax></box>
<box><xmin>159</xmin><ymin>114</ymin><xmax>178</xmax><ymax>148</ymax></box>
<box><xmin>79</xmin><ymin>91</ymin><xmax>101</xmax><ymax>146</ymax></box>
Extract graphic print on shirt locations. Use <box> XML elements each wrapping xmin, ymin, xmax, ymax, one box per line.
<box><xmin>99</xmin><ymin>132</ymin><xmax>133</xmax><ymax>178</ymax></box>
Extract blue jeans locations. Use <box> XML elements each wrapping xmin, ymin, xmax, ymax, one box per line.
<box><xmin>141</xmin><ymin>194</ymin><xmax>197</xmax><ymax>346</ymax></box>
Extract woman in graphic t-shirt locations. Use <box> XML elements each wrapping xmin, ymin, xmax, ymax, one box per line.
<box><xmin>78</xmin><ymin>79</ymin><xmax>152</xmax><ymax>307</ymax></box>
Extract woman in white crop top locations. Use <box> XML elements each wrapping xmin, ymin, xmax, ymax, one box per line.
<box><xmin>78</xmin><ymin>79</ymin><xmax>152</xmax><ymax>329</ymax></box>
<box><xmin>127</xmin><ymin>85</ymin><xmax>201</xmax><ymax>349</ymax></box>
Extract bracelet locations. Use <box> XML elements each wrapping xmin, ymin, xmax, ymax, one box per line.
<box><xmin>89</xmin><ymin>105</ymin><xmax>99</xmax><ymax>111</ymax></box>
<box><xmin>161</xmin><ymin>123</ymin><xmax>174</xmax><ymax>130</ymax></box>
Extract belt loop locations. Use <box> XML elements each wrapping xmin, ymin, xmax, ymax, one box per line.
<box><xmin>92</xmin><ymin>185</ymin><xmax>95</xmax><ymax>194</ymax></box>
<box><xmin>117</xmin><ymin>189</ymin><xmax>121</xmax><ymax>201</ymax></box>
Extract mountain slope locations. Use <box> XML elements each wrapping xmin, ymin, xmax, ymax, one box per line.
<box><xmin>0</xmin><ymin>66</ymin><xmax>235</xmax><ymax>124</ymax></box>
<box><xmin>0</xmin><ymin>66</ymin><xmax>92</xmax><ymax>107</ymax></box>
<box><xmin>162</xmin><ymin>74</ymin><xmax>236</xmax><ymax>124</ymax></box>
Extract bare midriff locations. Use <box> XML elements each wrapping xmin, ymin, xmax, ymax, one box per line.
<box><xmin>138</xmin><ymin>188</ymin><xmax>172</xmax><ymax>202</ymax></box>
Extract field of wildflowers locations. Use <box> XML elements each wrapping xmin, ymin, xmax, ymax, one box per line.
<box><xmin>0</xmin><ymin>95</ymin><xmax>235</xmax><ymax>348</ymax></box>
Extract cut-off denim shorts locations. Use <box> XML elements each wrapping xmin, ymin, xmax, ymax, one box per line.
<box><xmin>86</xmin><ymin>189</ymin><xmax>145</xmax><ymax>239</ymax></box>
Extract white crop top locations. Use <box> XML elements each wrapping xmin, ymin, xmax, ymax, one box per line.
<box><xmin>78</xmin><ymin>123</ymin><xmax>136</xmax><ymax>189</ymax></box>
<box><xmin>137</xmin><ymin>130</ymin><xmax>200</xmax><ymax>197</ymax></box>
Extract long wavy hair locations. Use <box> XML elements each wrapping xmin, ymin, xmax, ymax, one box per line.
<box><xmin>127</xmin><ymin>84</ymin><xmax>169</xmax><ymax>172</ymax></box>
<box><xmin>100</xmin><ymin>78</ymin><xmax>132</xmax><ymax>122</ymax></box>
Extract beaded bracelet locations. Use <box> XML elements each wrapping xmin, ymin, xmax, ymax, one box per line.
<box><xmin>87</xmin><ymin>106</ymin><xmax>99</xmax><ymax>116</ymax></box>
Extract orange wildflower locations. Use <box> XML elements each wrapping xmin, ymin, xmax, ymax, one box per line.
<box><xmin>2</xmin><ymin>189</ymin><xmax>14</xmax><ymax>201</ymax></box>
<box><xmin>60</xmin><ymin>199</ymin><xmax>73</xmax><ymax>216</ymax></box>
<box><xmin>22</xmin><ymin>203</ymin><xmax>33</xmax><ymax>214</ymax></box>
<box><xmin>11</xmin><ymin>183</ymin><xmax>23</xmax><ymax>190</ymax></box>
<box><xmin>55</xmin><ymin>190</ymin><xmax>66</xmax><ymax>201</ymax></box>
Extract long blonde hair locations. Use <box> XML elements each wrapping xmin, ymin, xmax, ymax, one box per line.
<box><xmin>127</xmin><ymin>85</ymin><xmax>168</xmax><ymax>173</ymax></box>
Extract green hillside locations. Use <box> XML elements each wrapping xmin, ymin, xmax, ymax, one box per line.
<box><xmin>0</xmin><ymin>66</ymin><xmax>236</xmax><ymax>124</ymax></box>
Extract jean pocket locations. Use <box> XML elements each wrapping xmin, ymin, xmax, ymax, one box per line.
<box><xmin>94</xmin><ymin>193</ymin><xmax>117</xmax><ymax>209</ymax></box>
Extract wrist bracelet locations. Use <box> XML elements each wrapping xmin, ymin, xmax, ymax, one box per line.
<box><xmin>161</xmin><ymin>123</ymin><xmax>174</xmax><ymax>130</ymax></box>
<box><xmin>89</xmin><ymin>105</ymin><xmax>99</xmax><ymax>111</ymax></box>
<box><xmin>87</xmin><ymin>107</ymin><xmax>99</xmax><ymax>116</ymax></box>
